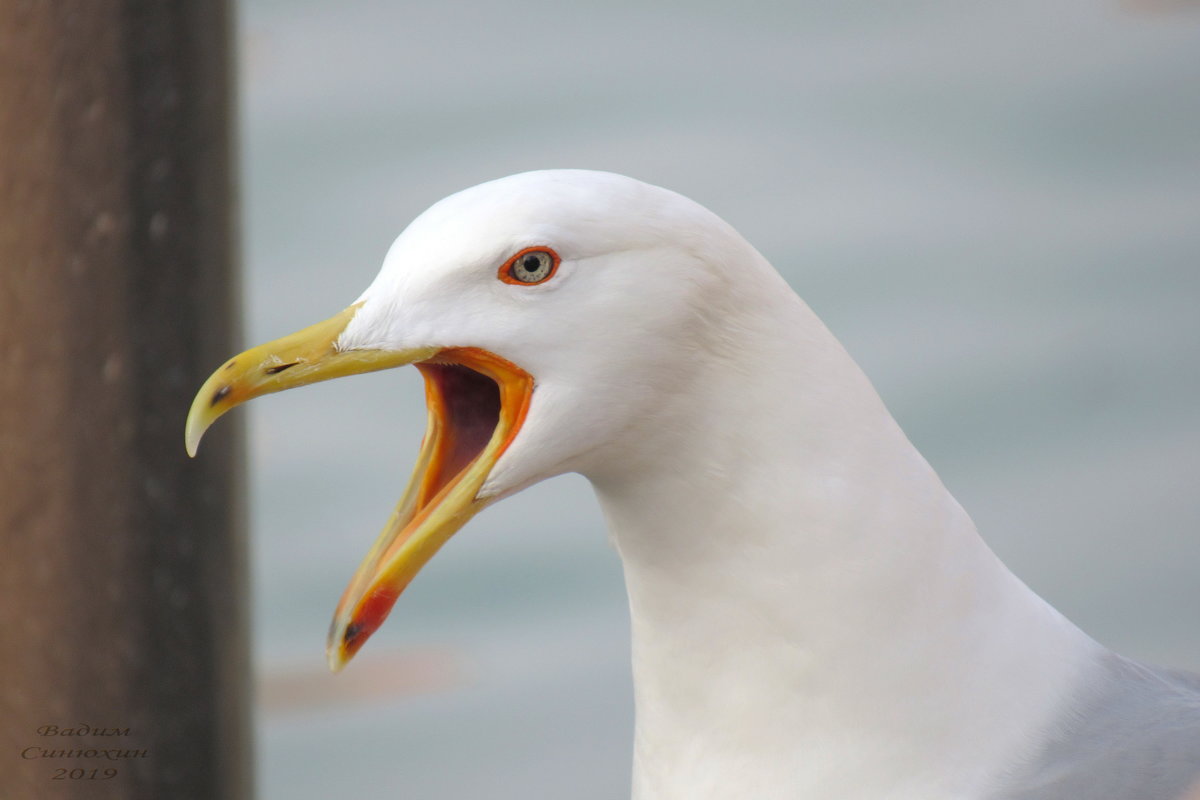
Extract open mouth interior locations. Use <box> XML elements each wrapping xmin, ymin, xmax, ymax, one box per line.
<box><xmin>329</xmin><ymin>346</ymin><xmax>534</xmax><ymax>666</ymax></box>
<box><xmin>380</xmin><ymin>345</ymin><xmax>534</xmax><ymax>551</ymax></box>
<box><xmin>414</xmin><ymin>359</ymin><xmax>502</xmax><ymax>511</ymax></box>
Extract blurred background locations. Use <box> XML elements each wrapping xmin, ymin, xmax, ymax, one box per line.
<box><xmin>233</xmin><ymin>1</ymin><xmax>1200</xmax><ymax>798</ymax></box>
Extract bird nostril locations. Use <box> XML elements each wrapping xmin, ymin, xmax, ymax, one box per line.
<box><xmin>264</xmin><ymin>361</ymin><xmax>299</xmax><ymax>375</ymax></box>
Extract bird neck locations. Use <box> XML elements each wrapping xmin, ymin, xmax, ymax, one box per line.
<box><xmin>586</xmin><ymin>288</ymin><xmax>1100</xmax><ymax>799</ymax></box>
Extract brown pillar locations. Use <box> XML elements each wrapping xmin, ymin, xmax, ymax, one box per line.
<box><xmin>0</xmin><ymin>2</ymin><xmax>250</xmax><ymax>799</ymax></box>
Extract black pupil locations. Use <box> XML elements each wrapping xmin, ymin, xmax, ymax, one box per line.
<box><xmin>523</xmin><ymin>255</ymin><xmax>541</xmax><ymax>272</ymax></box>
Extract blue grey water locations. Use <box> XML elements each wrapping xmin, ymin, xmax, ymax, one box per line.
<box><xmin>234</xmin><ymin>1</ymin><xmax>1200</xmax><ymax>797</ymax></box>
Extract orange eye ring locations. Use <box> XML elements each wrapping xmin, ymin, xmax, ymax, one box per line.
<box><xmin>498</xmin><ymin>246</ymin><xmax>561</xmax><ymax>286</ymax></box>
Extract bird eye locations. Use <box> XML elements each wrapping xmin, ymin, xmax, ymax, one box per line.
<box><xmin>500</xmin><ymin>247</ymin><xmax>560</xmax><ymax>286</ymax></box>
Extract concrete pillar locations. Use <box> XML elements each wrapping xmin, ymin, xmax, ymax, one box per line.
<box><xmin>0</xmin><ymin>2</ymin><xmax>249</xmax><ymax>798</ymax></box>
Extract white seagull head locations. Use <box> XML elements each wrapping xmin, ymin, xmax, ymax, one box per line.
<box><xmin>340</xmin><ymin>169</ymin><xmax>754</xmax><ymax>495</ymax></box>
<box><xmin>186</xmin><ymin>169</ymin><xmax>796</xmax><ymax>669</ymax></box>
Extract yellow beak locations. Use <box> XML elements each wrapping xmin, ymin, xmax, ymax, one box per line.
<box><xmin>186</xmin><ymin>306</ymin><xmax>534</xmax><ymax>671</ymax></box>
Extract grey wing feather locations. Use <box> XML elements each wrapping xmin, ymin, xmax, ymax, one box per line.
<box><xmin>993</xmin><ymin>653</ymin><xmax>1200</xmax><ymax>800</ymax></box>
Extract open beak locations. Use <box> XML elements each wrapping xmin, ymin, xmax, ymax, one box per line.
<box><xmin>185</xmin><ymin>306</ymin><xmax>534</xmax><ymax>672</ymax></box>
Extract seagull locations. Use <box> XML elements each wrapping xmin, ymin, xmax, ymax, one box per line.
<box><xmin>186</xmin><ymin>170</ymin><xmax>1200</xmax><ymax>799</ymax></box>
